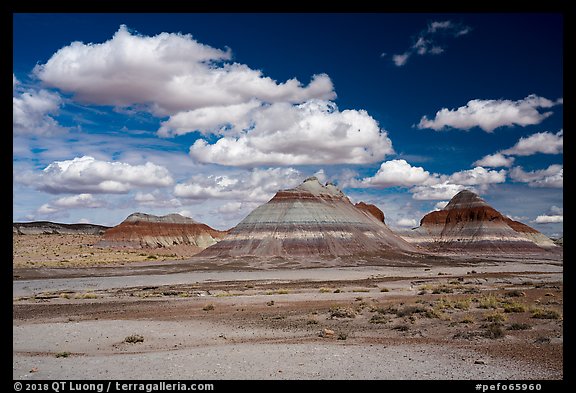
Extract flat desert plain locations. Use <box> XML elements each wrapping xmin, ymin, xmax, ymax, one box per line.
<box><xmin>13</xmin><ymin>234</ymin><xmax>563</xmax><ymax>380</ymax></box>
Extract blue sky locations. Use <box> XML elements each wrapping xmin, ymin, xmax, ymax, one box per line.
<box><xmin>13</xmin><ymin>13</ymin><xmax>563</xmax><ymax>237</ymax></box>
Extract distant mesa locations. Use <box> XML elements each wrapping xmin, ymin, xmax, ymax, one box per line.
<box><xmin>13</xmin><ymin>221</ymin><xmax>109</xmax><ymax>235</ymax></box>
<box><xmin>196</xmin><ymin>176</ymin><xmax>418</xmax><ymax>258</ymax></box>
<box><xmin>97</xmin><ymin>212</ymin><xmax>227</xmax><ymax>250</ymax></box>
<box><xmin>398</xmin><ymin>190</ymin><xmax>556</xmax><ymax>252</ymax></box>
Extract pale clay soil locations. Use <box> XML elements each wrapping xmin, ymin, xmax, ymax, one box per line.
<box><xmin>13</xmin><ymin>234</ymin><xmax>563</xmax><ymax>380</ymax></box>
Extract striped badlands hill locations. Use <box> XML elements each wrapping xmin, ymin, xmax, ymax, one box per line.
<box><xmin>399</xmin><ymin>190</ymin><xmax>556</xmax><ymax>252</ymax></box>
<box><xmin>196</xmin><ymin>177</ymin><xmax>418</xmax><ymax>258</ymax></box>
<box><xmin>97</xmin><ymin>213</ymin><xmax>227</xmax><ymax>251</ymax></box>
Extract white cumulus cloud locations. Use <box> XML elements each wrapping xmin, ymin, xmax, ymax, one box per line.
<box><xmin>174</xmin><ymin>167</ymin><xmax>304</xmax><ymax>203</ymax></box>
<box><xmin>188</xmin><ymin>100</ymin><xmax>394</xmax><ymax>166</ymax></box>
<box><xmin>534</xmin><ymin>215</ymin><xmax>563</xmax><ymax>224</ymax></box>
<box><xmin>361</xmin><ymin>159</ymin><xmax>432</xmax><ymax>188</ymax></box>
<box><xmin>34</xmin><ymin>25</ymin><xmax>335</xmax><ymax>117</ymax></box>
<box><xmin>501</xmin><ymin>130</ymin><xmax>563</xmax><ymax>156</ymax></box>
<box><xmin>396</xmin><ymin>218</ymin><xmax>418</xmax><ymax>227</ymax></box>
<box><xmin>36</xmin><ymin>193</ymin><xmax>104</xmax><ymax>216</ymax></box>
<box><xmin>13</xmin><ymin>75</ymin><xmax>66</xmax><ymax>136</ymax></box>
<box><xmin>411</xmin><ymin>182</ymin><xmax>468</xmax><ymax>201</ymax></box>
<box><xmin>417</xmin><ymin>95</ymin><xmax>562</xmax><ymax>132</ymax></box>
<box><xmin>473</xmin><ymin>153</ymin><xmax>515</xmax><ymax>168</ymax></box>
<box><xmin>509</xmin><ymin>165</ymin><xmax>563</xmax><ymax>188</ymax></box>
<box><xmin>447</xmin><ymin>167</ymin><xmax>506</xmax><ymax>185</ymax></box>
<box><xmin>23</xmin><ymin>156</ymin><xmax>174</xmax><ymax>194</ymax></box>
<box><xmin>549</xmin><ymin>205</ymin><xmax>563</xmax><ymax>215</ymax></box>
<box><xmin>134</xmin><ymin>191</ymin><xmax>182</xmax><ymax>208</ymax></box>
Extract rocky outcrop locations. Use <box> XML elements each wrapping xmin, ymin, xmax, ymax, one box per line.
<box><xmin>97</xmin><ymin>213</ymin><xmax>227</xmax><ymax>250</ymax></box>
<box><xmin>196</xmin><ymin>177</ymin><xmax>418</xmax><ymax>258</ymax></box>
<box><xmin>355</xmin><ymin>202</ymin><xmax>385</xmax><ymax>223</ymax></box>
<box><xmin>399</xmin><ymin>190</ymin><xmax>556</xmax><ymax>251</ymax></box>
<box><xmin>13</xmin><ymin>221</ymin><xmax>109</xmax><ymax>235</ymax></box>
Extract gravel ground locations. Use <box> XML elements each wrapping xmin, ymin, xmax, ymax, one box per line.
<box><xmin>13</xmin><ymin>258</ymin><xmax>563</xmax><ymax>380</ymax></box>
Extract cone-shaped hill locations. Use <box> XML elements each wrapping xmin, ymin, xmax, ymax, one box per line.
<box><xmin>399</xmin><ymin>190</ymin><xmax>556</xmax><ymax>252</ymax></box>
<box><xmin>196</xmin><ymin>177</ymin><xmax>418</xmax><ymax>258</ymax></box>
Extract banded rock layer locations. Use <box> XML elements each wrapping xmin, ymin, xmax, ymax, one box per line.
<box><xmin>399</xmin><ymin>190</ymin><xmax>555</xmax><ymax>251</ymax></box>
<box><xmin>197</xmin><ymin>177</ymin><xmax>417</xmax><ymax>258</ymax></box>
<box><xmin>97</xmin><ymin>213</ymin><xmax>227</xmax><ymax>250</ymax></box>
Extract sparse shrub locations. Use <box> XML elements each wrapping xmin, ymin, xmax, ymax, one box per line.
<box><xmin>337</xmin><ymin>332</ymin><xmax>348</xmax><ymax>340</ymax></box>
<box><xmin>329</xmin><ymin>306</ymin><xmax>356</xmax><ymax>319</ymax></box>
<box><xmin>369</xmin><ymin>314</ymin><xmax>389</xmax><ymax>324</ymax></box>
<box><xmin>507</xmin><ymin>323</ymin><xmax>531</xmax><ymax>331</ymax></box>
<box><xmin>124</xmin><ymin>334</ymin><xmax>144</xmax><ymax>344</ymax></box>
<box><xmin>265</xmin><ymin>289</ymin><xmax>290</xmax><ymax>295</ymax></box>
<box><xmin>307</xmin><ymin>319</ymin><xmax>318</xmax><ymax>325</ymax></box>
<box><xmin>483</xmin><ymin>311</ymin><xmax>507</xmax><ymax>323</ymax></box>
<box><xmin>478</xmin><ymin>294</ymin><xmax>502</xmax><ymax>309</ymax></box>
<box><xmin>482</xmin><ymin>323</ymin><xmax>504</xmax><ymax>339</ymax></box>
<box><xmin>55</xmin><ymin>352</ymin><xmax>70</xmax><ymax>358</ymax></box>
<box><xmin>380</xmin><ymin>288</ymin><xmax>390</xmax><ymax>292</ymax></box>
<box><xmin>424</xmin><ymin>307</ymin><xmax>444</xmax><ymax>319</ymax></box>
<box><xmin>460</xmin><ymin>315</ymin><xmax>475</xmax><ymax>324</ymax></box>
<box><xmin>319</xmin><ymin>287</ymin><xmax>331</xmax><ymax>293</ymax></box>
<box><xmin>395</xmin><ymin>304</ymin><xmax>428</xmax><ymax>317</ymax></box>
<box><xmin>531</xmin><ymin>308</ymin><xmax>561</xmax><ymax>319</ymax></box>
<box><xmin>202</xmin><ymin>304</ymin><xmax>215</xmax><ymax>311</ymax></box>
<box><xmin>146</xmin><ymin>255</ymin><xmax>157</xmax><ymax>260</ymax></box>
<box><xmin>453</xmin><ymin>298</ymin><xmax>471</xmax><ymax>310</ymax></box>
<box><xmin>453</xmin><ymin>331</ymin><xmax>479</xmax><ymax>340</ymax></box>
<box><xmin>435</xmin><ymin>297</ymin><xmax>453</xmax><ymax>310</ymax></box>
<box><xmin>371</xmin><ymin>305</ymin><xmax>398</xmax><ymax>314</ymax></box>
<box><xmin>333</xmin><ymin>289</ymin><xmax>342</xmax><ymax>293</ymax></box>
<box><xmin>502</xmin><ymin>301</ymin><xmax>526</xmax><ymax>313</ymax></box>
<box><xmin>266</xmin><ymin>300</ymin><xmax>275</xmax><ymax>306</ymax></box>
